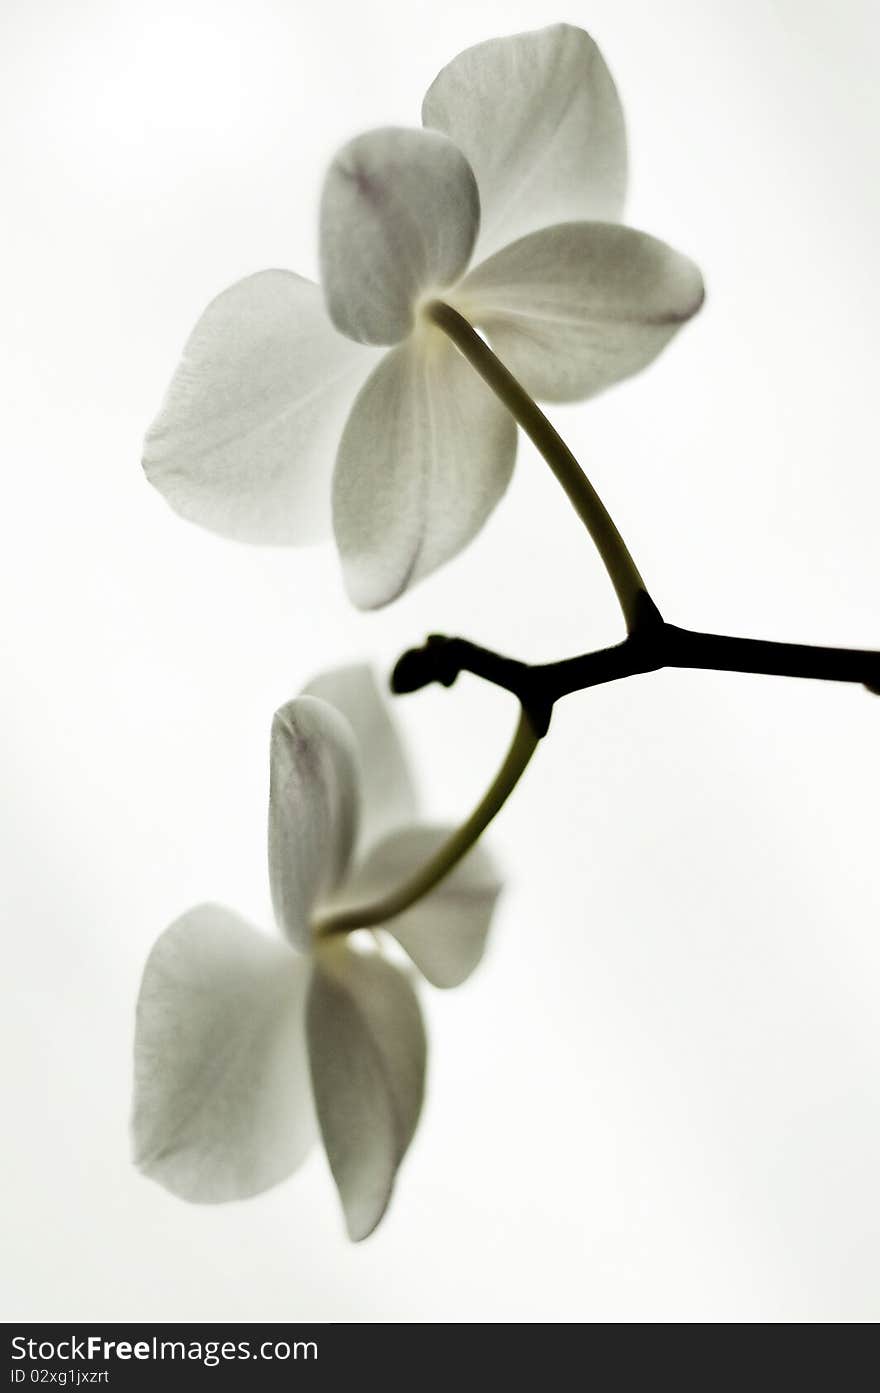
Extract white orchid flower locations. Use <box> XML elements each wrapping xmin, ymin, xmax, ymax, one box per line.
<box><xmin>144</xmin><ymin>23</ymin><xmax>703</xmax><ymax>608</ymax></box>
<box><xmin>132</xmin><ymin>666</ymin><xmax>500</xmax><ymax>1240</ymax></box>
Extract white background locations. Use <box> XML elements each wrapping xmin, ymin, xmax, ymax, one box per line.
<box><xmin>2</xmin><ymin>0</ymin><xmax>878</xmax><ymax>1322</ymax></box>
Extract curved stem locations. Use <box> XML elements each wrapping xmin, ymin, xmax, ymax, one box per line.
<box><xmin>426</xmin><ymin>299</ymin><xmax>658</xmax><ymax>634</ymax></box>
<box><xmin>313</xmin><ymin>707</ymin><xmax>540</xmax><ymax>938</ymax></box>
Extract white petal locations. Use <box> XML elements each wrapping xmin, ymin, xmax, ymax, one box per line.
<box><xmin>132</xmin><ymin>905</ymin><xmax>315</xmax><ymax>1203</ymax></box>
<box><xmin>269</xmin><ymin>697</ymin><xmax>360</xmax><ymax>949</ymax></box>
<box><xmin>143</xmin><ymin>270</ymin><xmax>378</xmax><ymax>543</ymax></box>
<box><xmin>338</xmin><ymin>826</ymin><xmax>502</xmax><ymax>988</ymax></box>
<box><xmin>307</xmin><ymin>940</ymin><xmax>426</xmax><ymax>1240</ymax></box>
<box><xmin>302</xmin><ymin>665</ymin><xmax>418</xmax><ymax>855</ymax></box>
<box><xmin>319</xmin><ymin>127</ymin><xmax>480</xmax><ymax>345</ymax></box>
<box><xmin>333</xmin><ymin>325</ymin><xmax>516</xmax><ymax>609</ymax></box>
<box><xmin>423</xmin><ymin>24</ymin><xmax>627</xmax><ymax>263</ymax></box>
<box><xmin>454</xmin><ymin>222</ymin><xmax>705</xmax><ymax>403</ymax></box>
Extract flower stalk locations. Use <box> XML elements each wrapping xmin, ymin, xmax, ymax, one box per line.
<box><xmin>313</xmin><ymin>707</ymin><xmax>540</xmax><ymax>937</ymax></box>
<box><xmin>426</xmin><ymin>299</ymin><xmax>659</xmax><ymax>634</ymax></box>
<box><xmin>320</xmin><ymin>312</ymin><xmax>878</xmax><ymax>941</ymax></box>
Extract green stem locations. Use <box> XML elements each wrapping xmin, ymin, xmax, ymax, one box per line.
<box><xmin>316</xmin><ymin>307</ymin><xmax>658</xmax><ymax>938</ymax></box>
<box><xmin>426</xmin><ymin>300</ymin><xmax>657</xmax><ymax>634</ymax></box>
<box><xmin>314</xmin><ymin>707</ymin><xmax>540</xmax><ymax>938</ymax></box>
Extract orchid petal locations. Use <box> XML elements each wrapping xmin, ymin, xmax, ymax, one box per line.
<box><xmin>308</xmin><ymin>941</ymin><xmax>426</xmax><ymax>1240</ymax></box>
<box><xmin>338</xmin><ymin>826</ymin><xmax>502</xmax><ymax>988</ymax></box>
<box><xmin>455</xmin><ymin>222</ymin><xmax>704</xmax><ymax>403</ymax></box>
<box><xmin>132</xmin><ymin>905</ymin><xmax>315</xmax><ymax>1202</ymax></box>
<box><xmin>269</xmin><ymin>696</ymin><xmax>360</xmax><ymax>949</ymax></box>
<box><xmin>320</xmin><ymin>127</ymin><xmax>480</xmax><ymax>345</ymax></box>
<box><xmin>423</xmin><ymin>24</ymin><xmax>626</xmax><ymax>262</ymax></box>
<box><xmin>333</xmin><ymin>325</ymin><xmax>516</xmax><ymax>608</ymax></box>
<box><xmin>302</xmin><ymin>665</ymin><xmax>418</xmax><ymax>855</ymax></box>
<box><xmin>143</xmin><ymin>271</ymin><xmax>378</xmax><ymax>543</ymax></box>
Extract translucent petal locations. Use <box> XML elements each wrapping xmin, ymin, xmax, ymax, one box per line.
<box><xmin>132</xmin><ymin>905</ymin><xmax>315</xmax><ymax>1203</ymax></box>
<box><xmin>337</xmin><ymin>826</ymin><xmax>502</xmax><ymax>988</ymax></box>
<box><xmin>454</xmin><ymin>222</ymin><xmax>705</xmax><ymax>403</ymax></box>
<box><xmin>423</xmin><ymin>24</ymin><xmax>627</xmax><ymax>262</ymax></box>
<box><xmin>269</xmin><ymin>696</ymin><xmax>360</xmax><ymax>949</ymax></box>
<box><xmin>308</xmin><ymin>940</ymin><xmax>426</xmax><ymax>1241</ymax></box>
<box><xmin>143</xmin><ymin>270</ymin><xmax>378</xmax><ymax>543</ymax></box>
<box><xmin>320</xmin><ymin>127</ymin><xmax>480</xmax><ymax>345</ymax></box>
<box><xmin>302</xmin><ymin>665</ymin><xmax>418</xmax><ymax>855</ymax></box>
<box><xmin>333</xmin><ymin>324</ymin><xmax>516</xmax><ymax>609</ymax></box>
